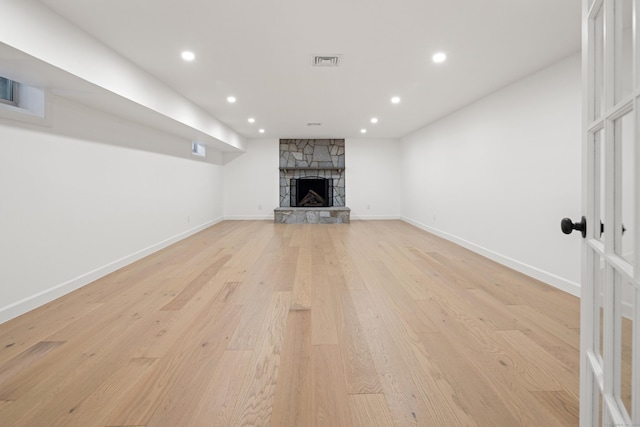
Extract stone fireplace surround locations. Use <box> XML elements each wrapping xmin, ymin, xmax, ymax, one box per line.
<box><xmin>275</xmin><ymin>139</ymin><xmax>350</xmax><ymax>224</ymax></box>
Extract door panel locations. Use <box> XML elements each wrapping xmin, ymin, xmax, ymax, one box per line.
<box><xmin>592</xmin><ymin>4</ymin><xmax>605</xmax><ymax>119</ymax></box>
<box><xmin>615</xmin><ymin>110</ymin><xmax>635</xmax><ymax>264</ymax></box>
<box><xmin>614</xmin><ymin>0</ymin><xmax>632</xmax><ymax>104</ymax></box>
<box><xmin>596</xmin><ymin>129</ymin><xmax>606</xmax><ymax>242</ymax></box>
<box><xmin>581</xmin><ymin>1</ymin><xmax>639</xmax><ymax>426</ymax></box>
<box><xmin>597</xmin><ymin>252</ymin><xmax>606</xmax><ymax>358</ymax></box>
<box><xmin>619</xmin><ymin>277</ymin><xmax>633</xmax><ymax>415</ymax></box>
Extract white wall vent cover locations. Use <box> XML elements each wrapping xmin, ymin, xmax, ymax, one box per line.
<box><xmin>312</xmin><ymin>55</ymin><xmax>342</xmax><ymax>66</ymax></box>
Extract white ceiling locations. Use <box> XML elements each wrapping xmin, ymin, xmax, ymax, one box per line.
<box><xmin>35</xmin><ymin>0</ymin><xmax>581</xmax><ymax>140</ymax></box>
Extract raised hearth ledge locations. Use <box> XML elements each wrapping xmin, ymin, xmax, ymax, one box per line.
<box><xmin>274</xmin><ymin>207</ymin><xmax>350</xmax><ymax>224</ymax></box>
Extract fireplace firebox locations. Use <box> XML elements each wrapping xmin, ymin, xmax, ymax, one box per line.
<box><xmin>290</xmin><ymin>177</ymin><xmax>333</xmax><ymax>207</ymax></box>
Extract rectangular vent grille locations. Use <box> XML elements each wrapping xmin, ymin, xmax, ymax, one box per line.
<box><xmin>192</xmin><ymin>142</ymin><xmax>206</xmax><ymax>157</ymax></box>
<box><xmin>312</xmin><ymin>55</ymin><xmax>341</xmax><ymax>67</ymax></box>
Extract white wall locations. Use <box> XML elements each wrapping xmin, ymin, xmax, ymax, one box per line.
<box><xmin>400</xmin><ymin>54</ymin><xmax>582</xmax><ymax>295</ymax></box>
<box><xmin>0</xmin><ymin>96</ymin><xmax>224</xmax><ymax>323</ymax></box>
<box><xmin>346</xmin><ymin>138</ymin><xmax>401</xmax><ymax>219</ymax></box>
<box><xmin>223</xmin><ymin>138</ymin><xmax>280</xmax><ymax>219</ymax></box>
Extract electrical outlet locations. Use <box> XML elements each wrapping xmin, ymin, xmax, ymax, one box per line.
<box><xmin>258</xmin><ymin>204</ymin><xmax>262</xmax><ymax>210</ymax></box>
<box><xmin>366</xmin><ymin>204</ymin><xmax>371</xmax><ymax>210</ymax></box>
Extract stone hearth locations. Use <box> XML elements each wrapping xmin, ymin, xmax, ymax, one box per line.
<box><xmin>274</xmin><ymin>207</ymin><xmax>350</xmax><ymax>224</ymax></box>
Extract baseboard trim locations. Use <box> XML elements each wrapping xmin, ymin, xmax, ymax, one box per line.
<box><xmin>223</xmin><ymin>215</ymin><xmax>274</xmax><ymax>220</ymax></box>
<box><xmin>350</xmin><ymin>215</ymin><xmax>401</xmax><ymax>220</ymax></box>
<box><xmin>0</xmin><ymin>217</ymin><xmax>223</xmax><ymax>324</ymax></box>
<box><xmin>401</xmin><ymin>216</ymin><xmax>581</xmax><ymax>297</ymax></box>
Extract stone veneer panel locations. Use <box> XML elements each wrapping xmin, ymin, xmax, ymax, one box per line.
<box><xmin>279</xmin><ymin>139</ymin><xmax>345</xmax><ymax>207</ymax></box>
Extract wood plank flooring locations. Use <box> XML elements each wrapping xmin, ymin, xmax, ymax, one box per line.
<box><xmin>0</xmin><ymin>220</ymin><xmax>580</xmax><ymax>426</ymax></box>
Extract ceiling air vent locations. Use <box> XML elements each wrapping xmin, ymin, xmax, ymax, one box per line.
<box><xmin>312</xmin><ymin>55</ymin><xmax>341</xmax><ymax>67</ymax></box>
<box><xmin>307</xmin><ymin>122</ymin><xmax>322</xmax><ymax>126</ymax></box>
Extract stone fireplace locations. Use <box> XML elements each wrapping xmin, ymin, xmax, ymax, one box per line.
<box><xmin>275</xmin><ymin>139</ymin><xmax>350</xmax><ymax>223</ymax></box>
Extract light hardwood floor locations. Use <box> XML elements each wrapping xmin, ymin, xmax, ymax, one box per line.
<box><xmin>0</xmin><ymin>220</ymin><xmax>580</xmax><ymax>426</ymax></box>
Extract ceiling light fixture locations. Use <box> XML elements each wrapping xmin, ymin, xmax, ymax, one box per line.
<box><xmin>360</xmin><ymin>129</ymin><xmax>367</xmax><ymax>134</ymax></box>
<box><xmin>432</xmin><ymin>52</ymin><xmax>447</xmax><ymax>63</ymax></box>
<box><xmin>370</xmin><ymin>118</ymin><xmax>378</xmax><ymax>124</ymax></box>
<box><xmin>259</xmin><ymin>128</ymin><xmax>265</xmax><ymax>133</ymax></box>
<box><xmin>181</xmin><ymin>51</ymin><xmax>195</xmax><ymax>61</ymax></box>
<box><xmin>227</xmin><ymin>96</ymin><xmax>236</xmax><ymax>103</ymax></box>
<box><xmin>391</xmin><ymin>96</ymin><xmax>401</xmax><ymax>104</ymax></box>
<box><xmin>248</xmin><ymin>118</ymin><xmax>255</xmax><ymax>123</ymax></box>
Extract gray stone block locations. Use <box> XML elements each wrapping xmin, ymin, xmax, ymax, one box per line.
<box><xmin>312</xmin><ymin>145</ymin><xmax>331</xmax><ymax>162</ymax></box>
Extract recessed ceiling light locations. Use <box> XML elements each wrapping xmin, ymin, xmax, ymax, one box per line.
<box><xmin>391</xmin><ymin>96</ymin><xmax>401</xmax><ymax>104</ymax></box>
<box><xmin>227</xmin><ymin>96</ymin><xmax>236</xmax><ymax>103</ymax></box>
<box><xmin>432</xmin><ymin>52</ymin><xmax>447</xmax><ymax>63</ymax></box>
<box><xmin>259</xmin><ymin>128</ymin><xmax>265</xmax><ymax>133</ymax></box>
<box><xmin>248</xmin><ymin>117</ymin><xmax>255</xmax><ymax>123</ymax></box>
<box><xmin>181</xmin><ymin>51</ymin><xmax>195</xmax><ymax>61</ymax></box>
<box><xmin>360</xmin><ymin>129</ymin><xmax>367</xmax><ymax>134</ymax></box>
<box><xmin>370</xmin><ymin>117</ymin><xmax>378</xmax><ymax>124</ymax></box>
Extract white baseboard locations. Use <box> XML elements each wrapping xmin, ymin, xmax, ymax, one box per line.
<box><xmin>223</xmin><ymin>215</ymin><xmax>274</xmax><ymax>220</ymax></box>
<box><xmin>350</xmin><ymin>215</ymin><xmax>401</xmax><ymax>220</ymax></box>
<box><xmin>401</xmin><ymin>216</ymin><xmax>581</xmax><ymax>298</ymax></box>
<box><xmin>0</xmin><ymin>217</ymin><xmax>223</xmax><ymax>324</ymax></box>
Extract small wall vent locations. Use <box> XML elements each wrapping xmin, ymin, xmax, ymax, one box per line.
<box><xmin>312</xmin><ymin>55</ymin><xmax>341</xmax><ymax>67</ymax></box>
<box><xmin>192</xmin><ymin>142</ymin><xmax>206</xmax><ymax>157</ymax></box>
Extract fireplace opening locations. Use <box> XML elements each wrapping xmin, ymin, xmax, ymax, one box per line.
<box><xmin>290</xmin><ymin>177</ymin><xmax>333</xmax><ymax>207</ymax></box>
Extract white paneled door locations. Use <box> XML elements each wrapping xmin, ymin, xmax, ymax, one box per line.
<box><xmin>571</xmin><ymin>0</ymin><xmax>639</xmax><ymax>425</ymax></box>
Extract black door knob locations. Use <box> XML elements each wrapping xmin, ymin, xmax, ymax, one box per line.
<box><xmin>561</xmin><ymin>216</ymin><xmax>587</xmax><ymax>238</ymax></box>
